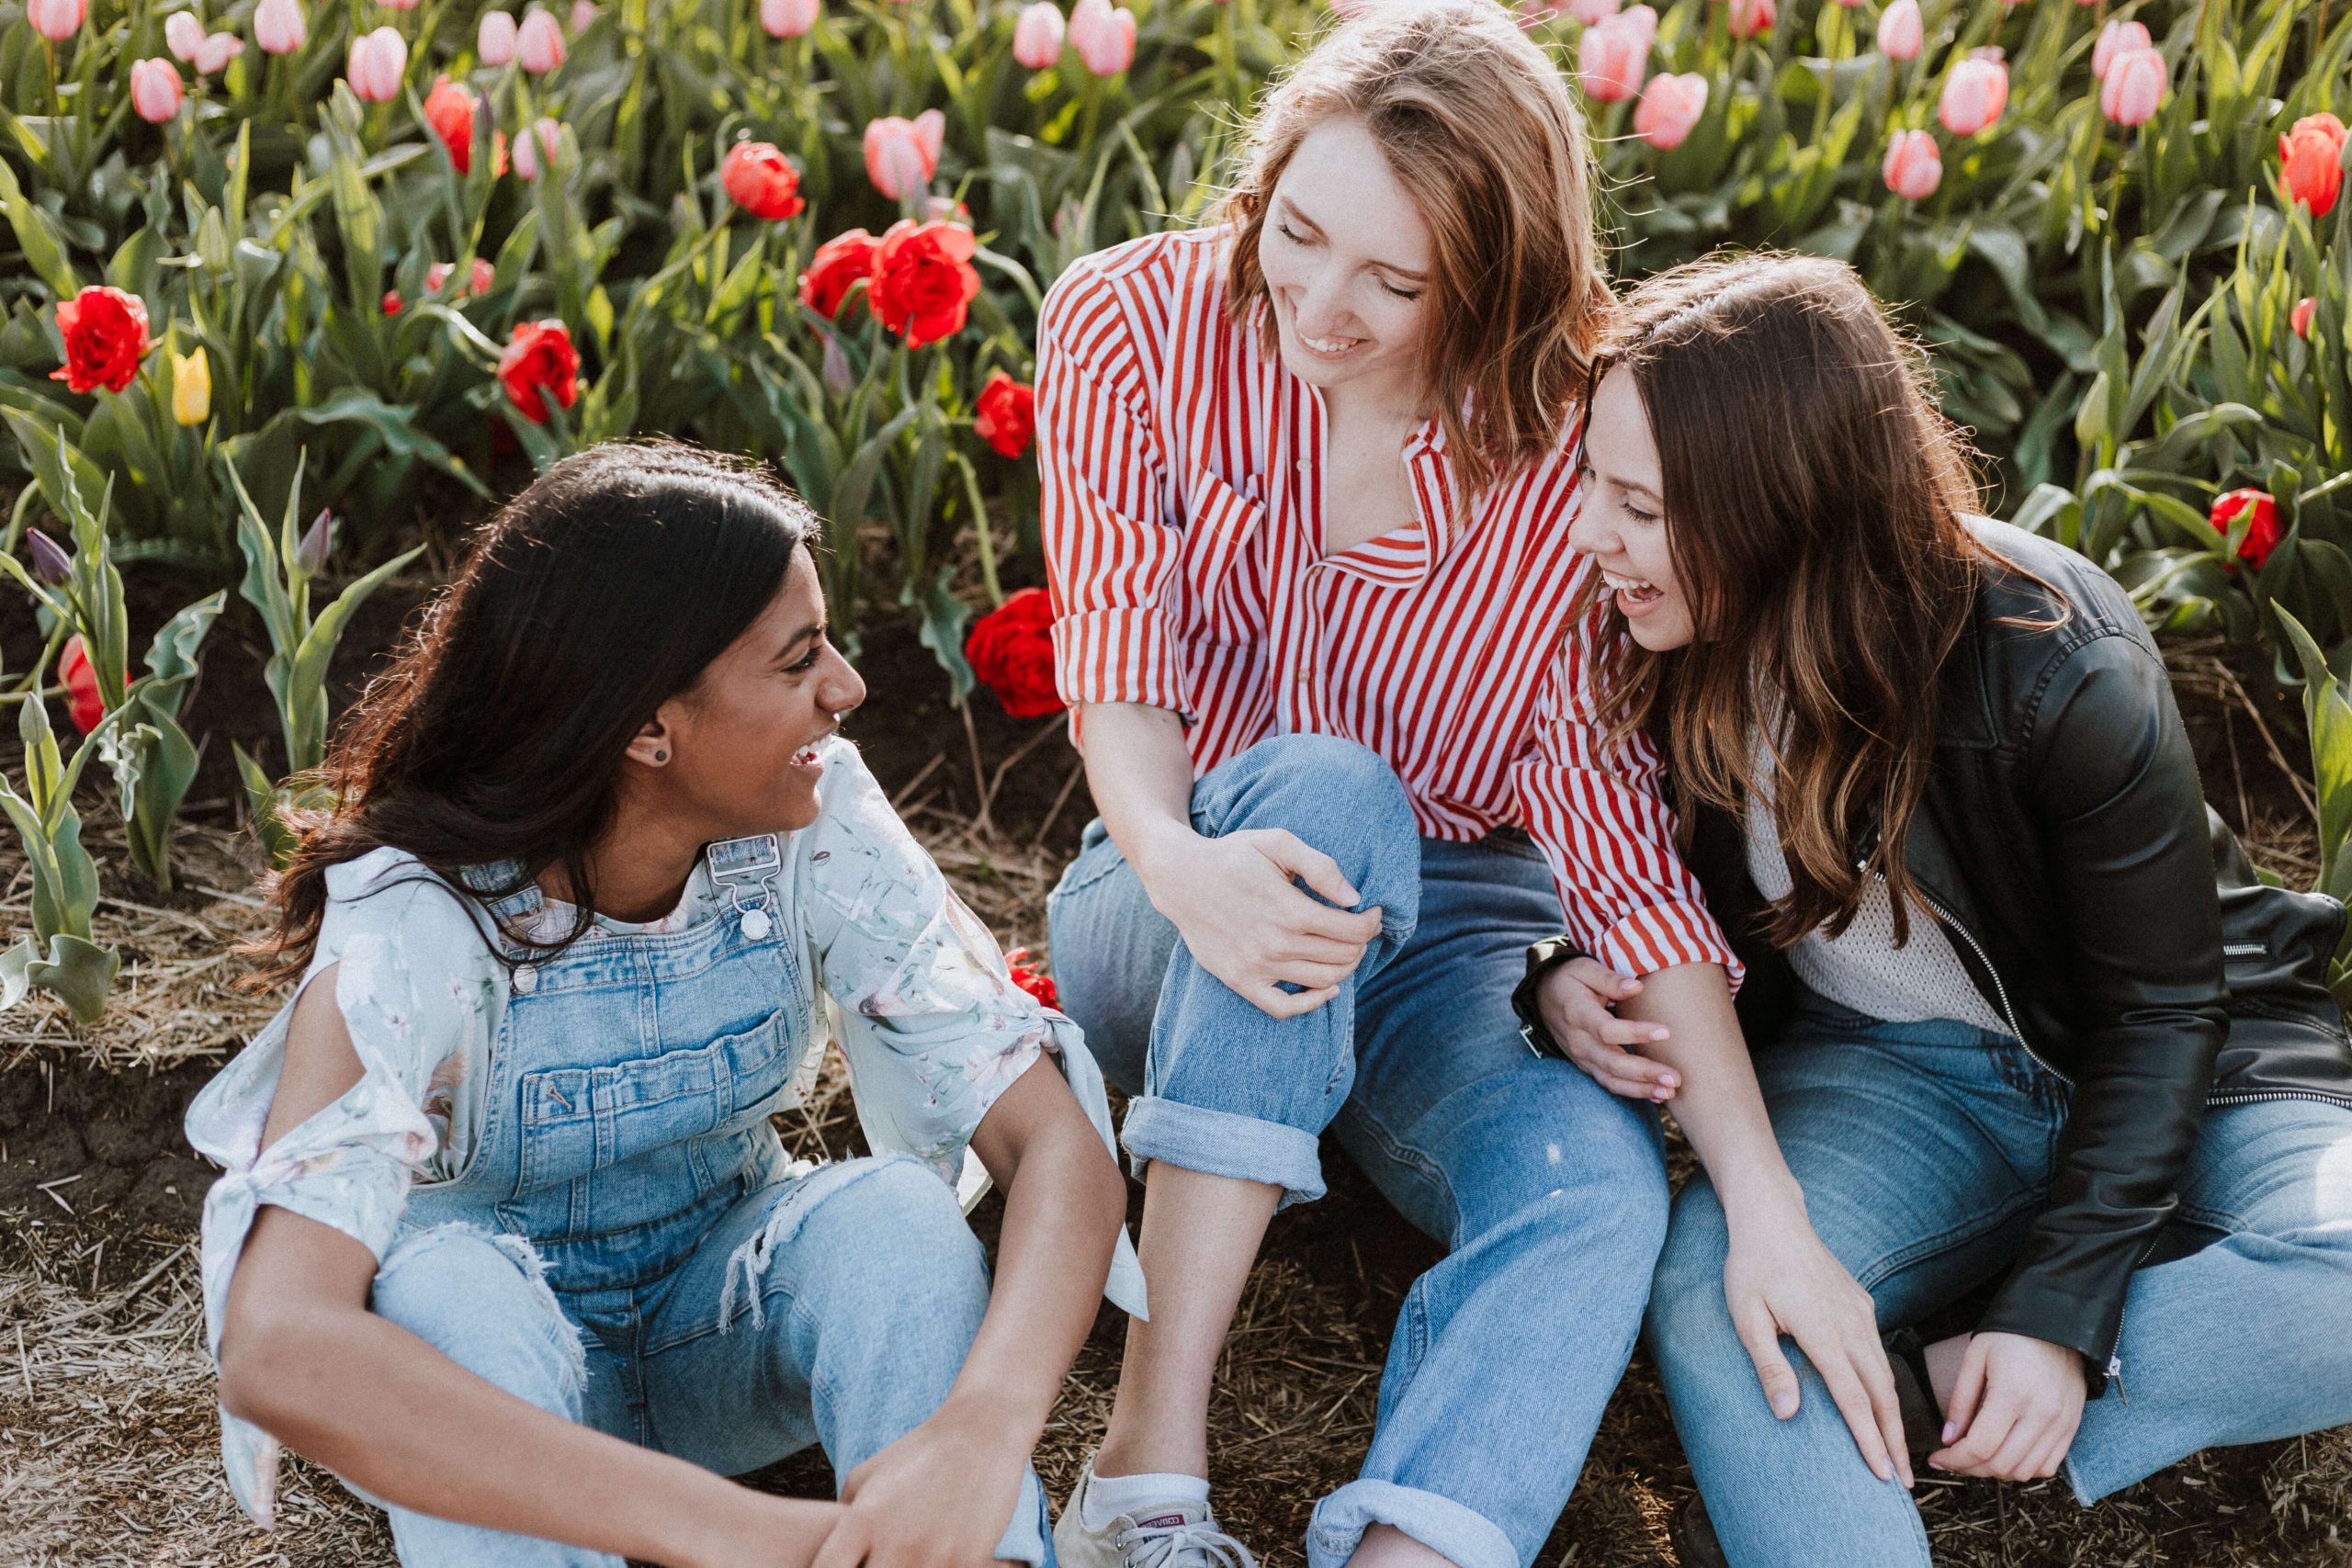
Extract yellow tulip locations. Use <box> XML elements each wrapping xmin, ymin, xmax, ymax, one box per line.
<box><xmin>172</xmin><ymin>346</ymin><xmax>210</xmax><ymax>425</ymax></box>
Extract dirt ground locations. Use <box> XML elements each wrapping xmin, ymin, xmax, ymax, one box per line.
<box><xmin>1</xmin><ymin>594</ymin><xmax>2347</xmax><ymax>1566</ymax></box>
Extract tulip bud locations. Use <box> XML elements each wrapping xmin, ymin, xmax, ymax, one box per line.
<box><xmin>1012</xmin><ymin>2</ymin><xmax>1066</xmax><ymax>69</ymax></box>
<box><xmin>762</xmin><ymin>0</ymin><xmax>820</xmax><ymax>37</ymax></box>
<box><xmin>821</xmin><ymin>332</ymin><xmax>854</xmax><ymax>398</ymax></box>
<box><xmin>1067</xmin><ymin>0</ymin><xmax>1136</xmax><ymax>76</ymax></box>
<box><xmin>516</xmin><ymin>6</ymin><xmax>565</xmax><ymax>72</ymax></box>
<box><xmin>26</xmin><ymin>529</ymin><xmax>74</xmax><ymax>585</ymax></box>
<box><xmin>2278</xmin><ymin>114</ymin><xmax>2347</xmax><ymax>220</ymax></box>
<box><xmin>1937</xmin><ymin>56</ymin><xmax>2006</xmax><ymax>138</ymax></box>
<box><xmin>25</xmin><ymin>0</ymin><xmax>85</xmax><ymax>41</ymax></box>
<box><xmin>172</xmin><ymin>346</ymin><xmax>210</xmax><ymax>425</ymax></box>
<box><xmin>130</xmin><ymin>58</ymin><xmax>186</xmax><ymax>123</ymax></box>
<box><xmin>513</xmin><ymin>116</ymin><xmax>563</xmax><ymax>180</ymax></box>
<box><xmin>2292</xmin><ymin>297</ymin><xmax>2318</xmax><ymax>339</ymax></box>
<box><xmin>295</xmin><ymin>509</ymin><xmax>335</xmax><ymax>575</ymax></box>
<box><xmin>479</xmin><ymin>11</ymin><xmax>518</xmax><ymax>64</ymax></box>
<box><xmin>164</xmin><ymin>10</ymin><xmax>206</xmax><ymax>62</ymax></box>
<box><xmin>346</xmin><ymin>27</ymin><xmax>408</xmax><ymax>102</ymax></box>
<box><xmin>1632</xmin><ymin>72</ymin><xmax>1707</xmax><ymax>150</ymax></box>
<box><xmin>2098</xmin><ymin>47</ymin><xmax>2166</xmax><ymax>129</ymax></box>
<box><xmin>1578</xmin><ymin>15</ymin><xmax>1647</xmax><ymax>103</ymax></box>
<box><xmin>863</xmin><ymin>111</ymin><xmax>944</xmax><ymax>201</ymax></box>
<box><xmin>1883</xmin><ymin>128</ymin><xmax>1941</xmax><ymax>199</ymax></box>
<box><xmin>254</xmin><ymin>0</ymin><xmax>306</xmax><ymax>54</ymax></box>
<box><xmin>2091</xmin><ymin>18</ymin><xmax>2150</xmax><ymax>81</ymax></box>
<box><xmin>193</xmin><ymin>30</ymin><xmax>243</xmax><ymax>74</ymax></box>
<box><xmin>571</xmin><ymin>0</ymin><xmax>597</xmax><ymax>28</ymax></box>
<box><xmin>1875</xmin><ymin>0</ymin><xmax>1920</xmax><ymax>61</ymax></box>
<box><xmin>1726</xmin><ymin>0</ymin><xmax>1772</xmax><ymax>40</ymax></box>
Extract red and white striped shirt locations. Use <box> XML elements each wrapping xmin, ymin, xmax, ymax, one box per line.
<box><xmin>1036</xmin><ymin>226</ymin><xmax>1735</xmax><ymax>981</ymax></box>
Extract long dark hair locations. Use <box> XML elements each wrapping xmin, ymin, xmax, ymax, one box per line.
<box><xmin>1589</xmin><ymin>252</ymin><xmax>2057</xmax><ymax>949</ymax></box>
<box><xmin>245</xmin><ymin>440</ymin><xmax>818</xmax><ymax>987</ymax></box>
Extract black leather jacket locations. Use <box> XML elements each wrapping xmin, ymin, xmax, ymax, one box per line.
<box><xmin>1516</xmin><ymin>520</ymin><xmax>2352</xmax><ymax>1392</ymax></box>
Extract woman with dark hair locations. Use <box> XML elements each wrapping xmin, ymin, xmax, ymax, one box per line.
<box><xmin>1524</xmin><ymin>252</ymin><xmax>2352</xmax><ymax>1566</ymax></box>
<box><xmin>1028</xmin><ymin>7</ymin><xmax>1860</xmax><ymax>1568</ymax></box>
<box><xmin>186</xmin><ymin>440</ymin><xmax>1140</xmax><ymax>1567</ymax></box>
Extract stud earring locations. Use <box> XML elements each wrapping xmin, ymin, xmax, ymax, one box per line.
<box><xmin>653</xmin><ymin>749</ymin><xmax>668</xmax><ymax>762</ymax></box>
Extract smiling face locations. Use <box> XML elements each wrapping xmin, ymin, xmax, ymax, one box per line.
<box><xmin>634</xmin><ymin>547</ymin><xmax>867</xmax><ymax>837</ymax></box>
<box><xmin>1256</xmin><ymin>116</ymin><xmax>1437</xmax><ymax>402</ymax></box>
<box><xmin>1567</xmin><ymin>365</ymin><xmax>1699</xmax><ymax>651</ymax></box>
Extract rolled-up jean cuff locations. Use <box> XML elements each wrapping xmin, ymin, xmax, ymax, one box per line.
<box><xmin>992</xmin><ymin>1471</ymin><xmax>1053</xmax><ymax>1566</ymax></box>
<box><xmin>1307</xmin><ymin>1480</ymin><xmax>1519</xmax><ymax>1568</ymax></box>
<box><xmin>1119</xmin><ymin>1096</ymin><xmax>1326</xmax><ymax>1210</ymax></box>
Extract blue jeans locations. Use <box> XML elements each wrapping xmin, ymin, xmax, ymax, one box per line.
<box><xmin>1646</xmin><ymin>989</ymin><xmax>2352</xmax><ymax>1568</ymax></box>
<box><xmin>349</xmin><ymin>848</ymin><xmax>1051</xmax><ymax>1566</ymax></box>
<box><xmin>1046</xmin><ymin>734</ymin><xmax>1669</xmax><ymax>1568</ymax></box>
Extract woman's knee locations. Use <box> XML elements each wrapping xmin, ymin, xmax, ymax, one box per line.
<box><xmin>371</xmin><ymin>1225</ymin><xmax>587</xmax><ymax>1416</ymax></box>
<box><xmin>1214</xmin><ymin>734</ymin><xmax>1420</xmax><ymax>921</ymax></box>
<box><xmin>1645</xmin><ymin>1184</ymin><xmax>1742</xmax><ymax>1366</ymax></box>
<box><xmin>786</xmin><ymin>1156</ymin><xmax>991</xmax><ymax>1330</ymax></box>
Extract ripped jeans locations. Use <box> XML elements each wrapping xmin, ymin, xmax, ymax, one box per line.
<box><xmin>365</xmin><ymin>1155</ymin><xmax>1053</xmax><ymax>1566</ymax></box>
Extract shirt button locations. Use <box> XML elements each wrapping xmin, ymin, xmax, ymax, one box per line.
<box><xmin>513</xmin><ymin>964</ymin><xmax>538</xmax><ymax>995</ymax></box>
<box><xmin>1296</xmin><ymin>665</ymin><xmax>1311</xmax><ymax>682</ymax></box>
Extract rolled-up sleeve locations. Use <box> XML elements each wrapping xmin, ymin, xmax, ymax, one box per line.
<box><xmin>1035</xmin><ymin>256</ymin><xmax>1181</xmax><ymax>718</ymax></box>
<box><xmin>1510</xmin><ymin>600</ymin><xmax>1743</xmax><ymax>986</ymax></box>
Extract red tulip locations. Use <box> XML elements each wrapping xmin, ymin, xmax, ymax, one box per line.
<box><xmin>498</xmin><ymin>320</ymin><xmax>582</xmax><ymax>423</ymax></box>
<box><xmin>130</xmin><ymin>57</ymin><xmax>184</xmax><ymax>123</ymax></box>
<box><xmin>966</xmin><ymin>589</ymin><xmax>1064</xmax><ymax>719</ymax></box>
<box><xmin>2209</xmin><ymin>489</ymin><xmax>2282</xmax><ymax>570</ymax></box>
<box><xmin>2292</xmin><ymin>297</ymin><xmax>2318</xmax><ymax>339</ymax></box>
<box><xmin>1875</xmin><ymin>0</ymin><xmax>1920</xmax><ymax>62</ymax></box>
<box><xmin>423</xmin><ymin>76</ymin><xmax>492</xmax><ymax>175</ymax></box>
<box><xmin>975</xmin><ymin>372</ymin><xmax>1036</xmax><ymax>459</ymax></box>
<box><xmin>49</xmin><ymin>285</ymin><xmax>152</xmax><ymax>394</ymax></box>
<box><xmin>1633</xmin><ymin>73</ymin><xmax>1707</xmax><ymax>151</ymax></box>
<box><xmin>58</xmin><ymin>636</ymin><xmax>105</xmax><ymax>735</ymax></box>
<box><xmin>1577</xmin><ymin>13</ymin><xmax>1648</xmax><ymax>103</ymax></box>
<box><xmin>1937</xmin><ymin>55</ymin><xmax>2007</xmax><ymax>138</ymax></box>
<box><xmin>1012</xmin><ymin>2</ymin><xmax>1066</xmax><ymax>69</ymax></box>
<box><xmin>869</xmin><ymin>219</ymin><xmax>982</xmax><ymax>348</ymax></box>
<box><xmin>721</xmin><ymin>141</ymin><xmax>806</xmax><ymax>221</ymax></box>
<box><xmin>2279</xmin><ymin>113</ymin><xmax>2347</xmax><ymax>220</ymax></box>
<box><xmin>1004</xmin><ymin>948</ymin><xmax>1059</xmax><ymax>1008</ymax></box>
<box><xmin>800</xmin><ymin>228</ymin><xmax>882</xmax><ymax>320</ymax></box>
<box><xmin>2091</xmin><ymin>18</ymin><xmax>2149</xmax><ymax>80</ymax></box>
<box><xmin>864</xmin><ymin>110</ymin><xmax>944</xmax><ymax>201</ymax></box>
<box><xmin>2099</xmin><ymin>47</ymin><xmax>2166</xmax><ymax>128</ymax></box>
<box><xmin>1883</xmin><ymin>129</ymin><xmax>1941</xmax><ymax>199</ymax></box>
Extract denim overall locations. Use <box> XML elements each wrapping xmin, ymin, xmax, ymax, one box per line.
<box><xmin>358</xmin><ymin>836</ymin><xmax>1055</xmax><ymax>1566</ymax></box>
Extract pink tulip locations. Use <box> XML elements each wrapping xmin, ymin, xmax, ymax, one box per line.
<box><xmin>1937</xmin><ymin>55</ymin><xmax>2007</xmax><ymax>137</ymax></box>
<box><xmin>571</xmin><ymin>0</ymin><xmax>596</xmax><ymax>29</ymax></box>
<box><xmin>479</xmin><ymin>11</ymin><xmax>518</xmax><ymax>64</ymax></box>
<box><xmin>379</xmin><ymin>0</ymin><xmax>418</xmax><ymax>10</ymax></box>
<box><xmin>1616</xmin><ymin>3</ymin><xmax>1657</xmax><ymax>47</ymax></box>
<box><xmin>130</xmin><ymin>57</ymin><xmax>184</xmax><ymax>122</ymax></box>
<box><xmin>1832</xmin><ymin>0</ymin><xmax>1864</xmax><ymax>8</ymax></box>
<box><xmin>1012</xmin><ymin>2</ymin><xmax>1065</xmax><ymax>68</ymax></box>
<box><xmin>1883</xmin><ymin>128</ymin><xmax>1941</xmax><ymax>199</ymax></box>
<box><xmin>512</xmin><ymin>115</ymin><xmax>562</xmax><ymax>179</ymax></box>
<box><xmin>1578</xmin><ymin>14</ymin><xmax>1647</xmax><ymax>103</ymax></box>
<box><xmin>516</xmin><ymin>6</ymin><xmax>564</xmax><ymax>71</ymax></box>
<box><xmin>1566</xmin><ymin>0</ymin><xmax>1620</xmax><ymax>20</ymax></box>
<box><xmin>1726</xmin><ymin>0</ymin><xmax>1772</xmax><ymax>39</ymax></box>
<box><xmin>1875</xmin><ymin>0</ymin><xmax>1920</xmax><ymax>61</ymax></box>
<box><xmin>254</xmin><ymin>0</ymin><xmax>306</xmax><ymax>55</ymax></box>
<box><xmin>2091</xmin><ymin>18</ymin><xmax>2150</xmax><ymax>80</ymax></box>
<box><xmin>345</xmin><ymin>26</ymin><xmax>407</xmax><ymax>100</ymax></box>
<box><xmin>193</xmin><ymin>28</ymin><xmax>242</xmax><ymax>73</ymax></box>
<box><xmin>164</xmin><ymin>11</ymin><xmax>206</xmax><ymax>62</ymax></box>
<box><xmin>2099</xmin><ymin>46</ymin><xmax>2165</xmax><ymax>127</ymax></box>
<box><xmin>761</xmin><ymin>0</ymin><xmax>819</xmax><ymax>37</ymax></box>
<box><xmin>1067</xmin><ymin>0</ymin><xmax>1135</xmax><ymax>75</ymax></box>
<box><xmin>25</xmin><ymin>0</ymin><xmax>85</xmax><ymax>41</ymax></box>
<box><xmin>863</xmin><ymin>109</ymin><xmax>944</xmax><ymax>200</ymax></box>
<box><xmin>1633</xmin><ymin>72</ymin><xmax>1708</xmax><ymax>150</ymax></box>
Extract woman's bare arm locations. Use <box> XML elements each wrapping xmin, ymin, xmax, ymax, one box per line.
<box><xmin>217</xmin><ymin>969</ymin><xmax>841</xmax><ymax>1568</ymax></box>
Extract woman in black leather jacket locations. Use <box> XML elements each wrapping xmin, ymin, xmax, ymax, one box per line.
<box><xmin>1527</xmin><ymin>251</ymin><xmax>2352</xmax><ymax>1568</ymax></box>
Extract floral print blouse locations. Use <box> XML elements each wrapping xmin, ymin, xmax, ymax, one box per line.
<box><xmin>184</xmin><ymin>737</ymin><xmax>1144</xmax><ymax>1528</ymax></box>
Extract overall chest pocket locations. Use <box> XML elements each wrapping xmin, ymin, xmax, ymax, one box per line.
<box><xmin>1174</xmin><ymin>466</ymin><xmax>1269</xmax><ymax>648</ymax></box>
<box><xmin>508</xmin><ymin>1011</ymin><xmax>801</xmax><ymax>1237</ymax></box>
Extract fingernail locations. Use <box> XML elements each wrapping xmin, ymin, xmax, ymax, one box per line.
<box><xmin>1659</xmin><ymin>1072</ymin><xmax>1678</xmax><ymax>1086</ymax></box>
<box><xmin>1651</xmin><ymin>1030</ymin><xmax>1670</xmax><ymax>1043</ymax></box>
<box><xmin>1771</xmin><ymin>1397</ymin><xmax>1794</xmax><ymax>1418</ymax></box>
<box><xmin>1941</xmin><ymin>1421</ymin><xmax>1956</xmax><ymax>1443</ymax></box>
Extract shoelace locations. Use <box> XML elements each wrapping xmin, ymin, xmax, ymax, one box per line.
<box><xmin>1113</xmin><ymin>1517</ymin><xmax>1259</xmax><ymax>1568</ymax></box>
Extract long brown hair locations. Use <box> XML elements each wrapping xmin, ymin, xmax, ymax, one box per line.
<box><xmin>1590</xmin><ymin>252</ymin><xmax>2044</xmax><ymax>947</ymax></box>
<box><xmin>243</xmin><ymin>441</ymin><xmax>817</xmax><ymax>987</ymax></box>
<box><xmin>1209</xmin><ymin>0</ymin><xmax>1611</xmax><ymax>499</ymax></box>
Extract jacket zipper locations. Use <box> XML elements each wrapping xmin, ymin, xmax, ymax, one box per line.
<box><xmin>1864</xmin><ymin>856</ymin><xmax>2074</xmax><ymax>1085</ymax></box>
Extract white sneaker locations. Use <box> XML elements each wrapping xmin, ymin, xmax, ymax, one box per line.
<box><xmin>1052</xmin><ymin>1461</ymin><xmax>1260</xmax><ymax>1568</ymax></box>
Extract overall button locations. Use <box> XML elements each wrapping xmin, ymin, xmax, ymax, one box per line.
<box><xmin>513</xmin><ymin>964</ymin><xmax>538</xmax><ymax>995</ymax></box>
<box><xmin>740</xmin><ymin>907</ymin><xmax>774</xmax><ymax>941</ymax></box>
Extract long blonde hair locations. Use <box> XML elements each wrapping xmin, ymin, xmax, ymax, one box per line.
<box><xmin>1210</xmin><ymin>0</ymin><xmax>1611</xmax><ymax>499</ymax></box>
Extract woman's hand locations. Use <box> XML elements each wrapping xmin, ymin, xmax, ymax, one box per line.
<box><xmin>1534</xmin><ymin>958</ymin><xmax>1680</xmax><ymax>1100</ymax></box>
<box><xmin>1143</xmin><ymin>826</ymin><xmax>1385</xmax><ymax>1019</ymax></box>
<box><xmin>1723</xmin><ymin>1209</ymin><xmax>1914</xmax><ymax>1489</ymax></box>
<box><xmin>818</xmin><ymin>1393</ymin><xmax>1031</xmax><ymax>1568</ymax></box>
<box><xmin>1927</xmin><ymin>1332</ymin><xmax>2086</xmax><ymax>1482</ymax></box>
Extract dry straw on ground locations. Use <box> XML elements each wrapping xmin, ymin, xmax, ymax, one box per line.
<box><xmin>2</xmin><ymin>773</ymin><xmax>2348</xmax><ymax>1566</ymax></box>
